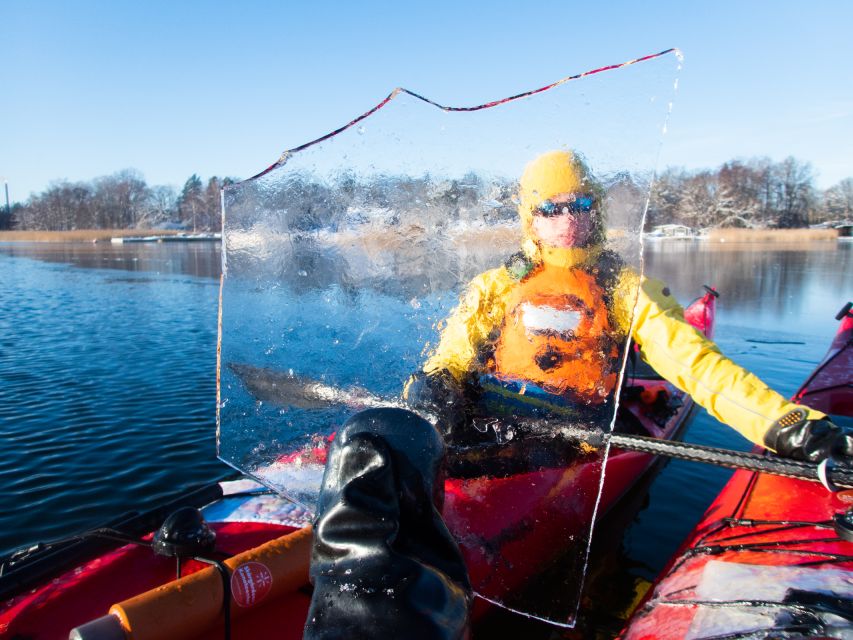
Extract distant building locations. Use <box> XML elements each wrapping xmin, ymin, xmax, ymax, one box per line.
<box><xmin>810</xmin><ymin>220</ymin><xmax>852</xmax><ymax>237</ymax></box>
<box><xmin>645</xmin><ymin>224</ymin><xmax>695</xmax><ymax>239</ymax></box>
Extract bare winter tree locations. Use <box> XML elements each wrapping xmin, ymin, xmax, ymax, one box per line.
<box><xmin>772</xmin><ymin>157</ymin><xmax>817</xmax><ymax>228</ymax></box>
<box><xmin>716</xmin><ymin>161</ymin><xmax>767</xmax><ymax>227</ymax></box>
<box><xmin>647</xmin><ymin>157</ymin><xmax>830</xmax><ymax>230</ymax></box>
<box><xmin>6</xmin><ymin>159</ymin><xmax>850</xmax><ymax>233</ymax></box>
<box><xmin>679</xmin><ymin>171</ymin><xmax>719</xmax><ymax>229</ymax></box>
<box><xmin>138</xmin><ymin>184</ymin><xmax>178</xmax><ymax>228</ymax></box>
<box><xmin>647</xmin><ymin>168</ymin><xmax>688</xmax><ymax>229</ymax></box>
<box><xmin>22</xmin><ymin>181</ymin><xmax>93</xmax><ymax>230</ymax></box>
<box><xmin>822</xmin><ymin>178</ymin><xmax>853</xmax><ymax>221</ymax></box>
<box><xmin>91</xmin><ymin>170</ymin><xmax>150</xmax><ymax>229</ymax></box>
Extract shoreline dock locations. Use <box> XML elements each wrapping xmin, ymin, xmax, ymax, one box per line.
<box><xmin>110</xmin><ymin>233</ymin><xmax>221</xmax><ymax>244</ymax></box>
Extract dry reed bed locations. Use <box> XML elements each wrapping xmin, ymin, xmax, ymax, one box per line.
<box><xmin>707</xmin><ymin>228</ymin><xmax>838</xmax><ymax>243</ymax></box>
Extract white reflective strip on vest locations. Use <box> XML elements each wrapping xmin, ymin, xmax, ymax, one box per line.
<box><xmin>520</xmin><ymin>302</ymin><xmax>581</xmax><ymax>334</ymax></box>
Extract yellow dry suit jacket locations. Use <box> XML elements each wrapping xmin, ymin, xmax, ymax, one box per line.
<box><xmin>420</xmin><ymin>247</ymin><xmax>825</xmax><ymax>449</ymax></box>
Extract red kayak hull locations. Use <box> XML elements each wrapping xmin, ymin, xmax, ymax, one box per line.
<box><xmin>620</xmin><ymin>302</ymin><xmax>853</xmax><ymax>639</ymax></box>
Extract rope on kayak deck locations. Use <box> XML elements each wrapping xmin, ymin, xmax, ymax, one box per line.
<box><xmin>608</xmin><ymin>433</ymin><xmax>853</xmax><ymax>490</ymax></box>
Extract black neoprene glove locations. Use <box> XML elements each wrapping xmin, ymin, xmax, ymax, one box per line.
<box><xmin>403</xmin><ymin>371</ymin><xmax>470</xmax><ymax>440</ymax></box>
<box><xmin>763</xmin><ymin>409</ymin><xmax>853</xmax><ymax>463</ymax></box>
<box><xmin>304</xmin><ymin>408</ymin><xmax>472</xmax><ymax>640</ymax></box>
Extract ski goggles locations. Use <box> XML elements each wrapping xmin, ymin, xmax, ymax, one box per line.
<box><xmin>534</xmin><ymin>194</ymin><xmax>596</xmax><ymax>218</ymax></box>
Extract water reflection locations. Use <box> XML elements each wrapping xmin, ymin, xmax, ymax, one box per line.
<box><xmin>644</xmin><ymin>240</ymin><xmax>852</xmax><ymax>338</ymax></box>
<box><xmin>0</xmin><ymin>241</ymin><xmax>222</xmax><ymax>279</ymax></box>
<box><xmin>0</xmin><ymin>247</ymin><xmax>223</xmax><ymax>556</ymax></box>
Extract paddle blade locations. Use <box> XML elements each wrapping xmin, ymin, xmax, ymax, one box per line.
<box><xmin>227</xmin><ymin>363</ymin><xmax>389</xmax><ymax>410</ymax></box>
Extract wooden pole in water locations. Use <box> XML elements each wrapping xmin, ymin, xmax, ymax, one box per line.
<box><xmin>2</xmin><ymin>179</ymin><xmax>9</xmax><ymax>228</ymax></box>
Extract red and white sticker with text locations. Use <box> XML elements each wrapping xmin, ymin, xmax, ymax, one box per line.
<box><xmin>231</xmin><ymin>561</ymin><xmax>274</xmax><ymax>608</ymax></box>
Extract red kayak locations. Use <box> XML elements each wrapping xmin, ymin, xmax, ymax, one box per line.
<box><xmin>620</xmin><ymin>302</ymin><xmax>853</xmax><ymax>639</ymax></box>
<box><xmin>0</xmin><ymin>288</ymin><xmax>718</xmax><ymax>639</ymax></box>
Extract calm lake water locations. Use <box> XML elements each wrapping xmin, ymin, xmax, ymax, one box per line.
<box><xmin>0</xmin><ymin>239</ymin><xmax>850</xmax><ymax>596</ymax></box>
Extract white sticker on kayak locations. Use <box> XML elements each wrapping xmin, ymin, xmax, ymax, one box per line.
<box><xmin>231</xmin><ymin>561</ymin><xmax>274</xmax><ymax>608</ymax></box>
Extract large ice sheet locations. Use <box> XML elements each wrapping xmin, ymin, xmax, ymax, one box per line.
<box><xmin>218</xmin><ymin>49</ymin><xmax>681</xmax><ymax>626</ymax></box>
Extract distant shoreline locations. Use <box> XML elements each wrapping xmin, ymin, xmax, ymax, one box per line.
<box><xmin>0</xmin><ymin>227</ymin><xmax>841</xmax><ymax>244</ymax></box>
<box><xmin>0</xmin><ymin>229</ymin><xmax>183</xmax><ymax>243</ymax></box>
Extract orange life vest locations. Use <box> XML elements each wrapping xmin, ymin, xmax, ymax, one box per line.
<box><xmin>490</xmin><ymin>263</ymin><xmax>619</xmax><ymax>404</ymax></box>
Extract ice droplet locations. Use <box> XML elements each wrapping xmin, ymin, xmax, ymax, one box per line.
<box><xmin>298</xmin><ymin>270</ymin><xmax>308</xmax><ymax>277</ymax></box>
<box><xmin>357</xmin><ymin>126</ymin><xmax>366</xmax><ymax>135</ymax></box>
<box><xmin>409</xmin><ymin>297</ymin><xmax>421</xmax><ymax>309</ymax></box>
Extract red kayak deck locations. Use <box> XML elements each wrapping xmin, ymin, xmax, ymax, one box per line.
<box><xmin>620</xmin><ymin>469</ymin><xmax>853</xmax><ymax>639</ymax></box>
<box><xmin>0</xmin><ymin>521</ymin><xmax>305</xmax><ymax>640</ymax></box>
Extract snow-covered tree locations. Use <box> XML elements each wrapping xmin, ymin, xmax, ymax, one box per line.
<box><xmin>822</xmin><ymin>178</ymin><xmax>853</xmax><ymax>221</ymax></box>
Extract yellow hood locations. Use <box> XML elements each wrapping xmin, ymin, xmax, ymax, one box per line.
<box><xmin>517</xmin><ymin>150</ymin><xmax>604</xmax><ymax>260</ymax></box>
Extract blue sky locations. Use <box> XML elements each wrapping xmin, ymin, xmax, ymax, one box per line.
<box><xmin>3</xmin><ymin>1</ymin><xmax>852</xmax><ymax>200</ymax></box>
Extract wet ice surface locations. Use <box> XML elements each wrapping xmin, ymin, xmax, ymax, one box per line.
<box><xmin>217</xmin><ymin>51</ymin><xmax>682</xmax><ymax>625</ymax></box>
<box><xmin>0</xmin><ymin>235</ymin><xmax>847</xmax><ymax>631</ymax></box>
<box><xmin>684</xmin><ymin>562</ymin><xmax>853</xmax><ymax>639</ymax></box>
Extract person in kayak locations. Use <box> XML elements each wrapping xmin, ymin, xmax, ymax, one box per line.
<box><xmin>304</xmin><ymin>152</ymin><xmax>850</xmax><ymax>637</ymax></box>
<box><xmin>405</xmin><ymin>150</ymin><xmax>852</xmax><ymax>463</ymax></box>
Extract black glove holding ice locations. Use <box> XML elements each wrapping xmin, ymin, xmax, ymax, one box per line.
<box><xmin>304</xmin><ymin>408</ymin><xmax>471</xmax><ymax>640</ymax></box>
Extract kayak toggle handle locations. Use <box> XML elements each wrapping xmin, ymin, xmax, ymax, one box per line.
<box><xmin>834</xmin><ymin>508</ymin><xmax>853</xmax><ymax>542</ymax></box>
<box><xmin>151</xmin><ymin>507</ymin><xmax>231</xmax><ymax>640</ymax></box>
<box><xmin>152</xmin><ymin>507</ymin><xmax>217</xmax><ymax>574</ymax></box>
<box><xmin>835</xmin><ymin>301</ymin><xmax>853</xmax><ymax>321</ymax></box>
